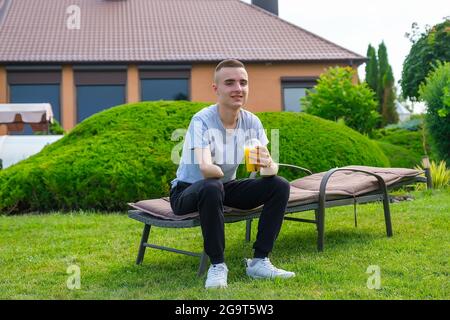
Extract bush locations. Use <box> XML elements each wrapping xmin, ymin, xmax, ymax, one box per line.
<box><xmin>419</xmin><ymin>61</ymin><xmax>450</xmax><ymax>162</ymax></box>
<box><xmin>257</xmin><ymin>112</ymin><xmax>389</xmax><ymax>180</ymax></box>
<box><xmin>49</xmin><ymin>119</ymin><xmax>66</xmax><ymax>135</ymax></box>
<box><xmin>34</xmin><ymin>119</ymin><xmax>66</xmax><ymax>135</ymax></box>
<box><xmin>302</xmin><ymin>66</ymin><xmax>380</xmax><ymax>135</ymax></box>
<box><xmin>373</xmin><ymin>128</ymin><xmax>427</xmax><ymax>157</ymax></box>
<box><xmin>0</xmin><ymin>101</ymin><xmax>389</xmax><ymax>215</ymax></box>
<box><xmin>415</xmin><ymin>160</ymin><xmax>450</xmax><ymax>190</ymax></box>
<box><xmin>376</xmin><ymin>141</ymin><xmax>421</xmax><ymax>168</ymax></box>
<box><xmin>372</xmin><ymin>116</ymin><xmax>440</xmax><ymax>162</ymax></box>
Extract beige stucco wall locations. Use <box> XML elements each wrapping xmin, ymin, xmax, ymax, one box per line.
<box><xmin>0</xmin><ymin>66</ymin><xmax>7</xmax><ymax>103</ymax></box>
<box><xmin>61</xmin><ymin>65</ymin><xmax>76</xmax><ymax>130</ymax></box>
<box><xmin>191</xmin><ymin>62</ymin><xmax>357</xmax><ymax>112</ymax></box>
<box><xmin>0</xmin><ymin>66</ymin><xmax>7</xmax><ymax>135</ymax></box>
<box><xmin>127</xmin><ymin>64</ymin><xmax>140</xmax><ymax>103</ymax></box>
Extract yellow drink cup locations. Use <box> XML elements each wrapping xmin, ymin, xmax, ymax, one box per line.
<box><xmin>245</xmin><ymin>146</ymin><xmax>257</xmax><ymax>172</ymax></box>
<box><xmin>244</xmin><ymin>138</ymin><xmax>261</xmax><ymax>172</ymax></box>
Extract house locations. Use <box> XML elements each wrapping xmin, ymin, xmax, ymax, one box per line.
<box><xmin>0</xmin><ymin>0</ymin><xmax>366</xmax><ymax>135</ymax></box>
<box><xmin>396</xmin><ymin>101</ymin><xmax>412</xmax><ymax>122</ymax></box>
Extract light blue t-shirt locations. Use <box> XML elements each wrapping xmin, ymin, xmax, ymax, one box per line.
<box><xmin>171</xmin><ymin>104</ymin><xmax>269</xmax><ymax>189</ymax></box>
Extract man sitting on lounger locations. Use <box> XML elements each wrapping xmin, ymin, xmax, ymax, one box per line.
<box><xmin>170</xmin><ymin>59</ymin><xmax>295</xmax><ymax>289</ymax></box>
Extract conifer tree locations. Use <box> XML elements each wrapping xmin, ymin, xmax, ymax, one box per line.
<box><xmin>382</xmin><ymin>65</ymin><xmax>399</xmax><ymax>124</ymax></box>
<box><xmin>364</xmin><ymin>41</ymin><xmax>399</xmax><ymax>125</ymax></box>
<box><xmin>365</xmin><ymin>45</ymin><xmax>378</xmax><ymax>94</ymax></box>
<box><xmin>377</xmin><ymin>42</ymin><xmax>389</xmax><ymax>113</ymax></box>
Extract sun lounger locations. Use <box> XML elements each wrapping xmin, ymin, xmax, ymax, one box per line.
<box><xmin>128</xmin><ymin>165</ymin><xmax>428</xmax><ymax>276</ymax></box>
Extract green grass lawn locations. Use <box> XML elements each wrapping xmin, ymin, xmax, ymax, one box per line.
<box><xmin>1</xmin><ymin>189</ymin><xmax>449</xmax><ymax>300</ymax></box>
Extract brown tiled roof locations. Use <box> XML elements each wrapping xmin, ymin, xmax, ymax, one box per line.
<box><xmin>0</xmin><ymin>0</ymin><xmax>365</xmax><ymax>63</ymax></box>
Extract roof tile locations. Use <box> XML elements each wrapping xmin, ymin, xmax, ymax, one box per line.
<box><xmin>0</xmin><ymin>0</ymin><xmax>365</xmax><ymax>63</ymax></box>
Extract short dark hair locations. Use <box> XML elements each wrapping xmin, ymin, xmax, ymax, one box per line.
<box><xmin>214</xmin><ymin>59</ymin><xmax>246</xmax><ymax>83</ymax></box>
<box><xmin>215</xmin><ymin>59</ymin><xmax>246</xmax><ymax>73</ymax></box>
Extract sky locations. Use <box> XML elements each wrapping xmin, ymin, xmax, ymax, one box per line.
<box><xmin>242</xmin><ymin>0</ymin><xmax>448</xmax><ymax>113</ymax></box>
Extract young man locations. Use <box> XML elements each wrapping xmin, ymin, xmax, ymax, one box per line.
<box><xmin>170</xmin><ymin>59</ymin><xmax>295</xmax><ymax>289</ymax></box>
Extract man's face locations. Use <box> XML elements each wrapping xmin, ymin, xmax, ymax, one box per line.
<box><xmin>213</xmin><ymin>67</ymin><xmax>249</xmax><ymax>110</ymax></box>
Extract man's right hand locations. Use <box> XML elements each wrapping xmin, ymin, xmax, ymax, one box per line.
<box><xmin>195</xmin><ymin>147</ymin><xmax>224</xmax><ymax>179</ymax></box>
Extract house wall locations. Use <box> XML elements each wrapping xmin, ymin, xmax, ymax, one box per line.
<box><xmin>0</xmin><ymin>66</ymin><xmax>7</xmax><ymax>135</ymax></box>
<box><xmin>191</xmin><ymin>62</ymin><xmax>356</xmax><ymax>112</ymax></box>
<box><xmin>0</xmin><ymin>66</ymin><xmax>6</xmax><ymax>103</ymax></box>
<box><xmin>61</xmin><ymin>65</ymin><xmax>76</xmax><ymax>130</ymax></box>
<box><xmin>0</xmin><ymin>62</ymin><xmax>360</xmax><ymax>133</ymax></box>
<box><xmin>127</xmin><ymin>64</ymin><xmax>140</xmax><ymax>103</ymax></box>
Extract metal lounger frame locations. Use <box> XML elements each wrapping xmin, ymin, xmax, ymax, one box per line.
<box><xmin>128</xmin><ymin>164</ymin><xmax>428</xmax><ymax>276</ymax></box>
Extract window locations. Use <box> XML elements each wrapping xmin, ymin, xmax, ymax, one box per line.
<box><xmin>7</xmin><ymin>70</ymin><xmax>61</xmax><ymax>135</ymax></box>
<box><xmin>74</xmin><ymin>70</ymin><xmax>126</xmax><ymax>123</ymax></box>
<box><xmin>281</xmin><ymin>77</ymin><xmax>317</xmax><ymax>112</ymax></box>
<box><xmin>76</xmin><ymin>85</ymin><xmax>125</xmax><ymax>122</ymax></box>
<box><xmin>140</xmin><ymin>69</ymin><xmax>190</xmax><ymax>101</ymax></box>
<box><xmin>141</xmin><ymin>79</ymin><xmax>189</xmax><ymax>101</ymax></box>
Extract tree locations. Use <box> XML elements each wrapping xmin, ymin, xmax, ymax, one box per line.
<box><xmin>401</xmin><ymin>19</ymin><xmax>450</xmax><ymax>101</ymax></box>
<box><xmin>302</xmin><ymin>67</ymin><xmax>380</xmax><ymax>135</ymax></box>
<box><xmin>377</xmin><ymin>42</ymin><xmax>398</xmax><ymax>125</ymax></box>
<box><xmin>365</xmin><ymin>45</ymin><xmax>378</xmax><ymax>94</ymax></box>
<box><xmin>419</xmin><ymin>61</ymin><xmax>450</xmax><ymax>162</ymax></box>
<box><xmin>377</xmin><ymin>42</ymin><xmax>389</xmax><ymax>109</ymax></box>
<box><xmin>382</xmin><ymin>65</ymin><xmax>399</xmax><ymax>125</ymax></box>
<box><xmin>364</xmin><ymin>42</ymin><xmax>399</xmax><ymax>125</ymax></box>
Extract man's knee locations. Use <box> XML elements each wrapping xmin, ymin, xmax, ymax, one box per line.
<box><xmin>266</xmin><ymin>175</ymin><xmax>290</xmax><ymax>194</ymax></box>
<box><xmin>199</xmin><ymin>178</ymin><xmax>224</xmax><ymax>197</ymax></box>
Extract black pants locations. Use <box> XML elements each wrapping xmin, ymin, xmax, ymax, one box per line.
<box><xmin>169</xmin><ymin>176</ymin><xmax>291</xmax><ymax>264</ymax></box>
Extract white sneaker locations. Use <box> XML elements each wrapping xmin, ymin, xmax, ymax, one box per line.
<box><xmin>205</xmin><ymin>263</ymin><xmax>228</xmax><ymax>289</ymax></box>
<box><xmin>245</xmin><ymin>258</ymin><xmax>295</xmax><ymax>279</ymax></box>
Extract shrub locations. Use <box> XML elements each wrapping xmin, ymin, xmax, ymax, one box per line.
<box><xmin>415</xmin><ymin>160</ymin><xmax>450</xmax><ymax>190</ymax></box>
<box><xmin>419</xmin><ymin>61</ymin><xmax>450</xmax><ymax>162</ymax></box>
<box><xmin>0</xmin><ymin>101</ymin><xmax>389</xmax><ymax>215</ymax></box>
<box><xmin>376</xmin><ymin>141</ymin><xmax>421</xmax><ymax>168</ymax></box>
<box><xmin>302</xmin><ymin>66</ymin><xmax>380</xmax><ymax>135</ymax></box>
<box><xmin>34</xmin><ymin>119</ymin><xmax>66</xmax><ymax>135</ymax></box>
<box><xmin>49</xmin><ymin>119</ymin><xmax>66</xmax><ymax>135</ymax></box>
<box><xmin>257</xmin><ymin>112</ymin><xmax>389</xmax><ymax>180</ymax></box>
<box><xmin>374</xmin><ymin>129</ymin><xmax>426</xmax><ymax>157</ymax></box>
<box><xmin>372</xmin><ymin>116</ymin><xmax>439</xmax><ymax>162</ymax></box>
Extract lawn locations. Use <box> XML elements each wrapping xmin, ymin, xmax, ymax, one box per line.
<box><xmin>0</xmin><ymin>189</ymin><xmax>448</xmax><ymax>300</ymax></box>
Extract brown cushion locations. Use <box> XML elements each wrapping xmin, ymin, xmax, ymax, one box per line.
<box><xmin>128</xmin><ymin>197</ymin><xmax>263</xmax><ymax>221</ymax></box>
<box><xmin>129</xmin><ymin>166</ymin><xmax>422</xmax><ymax>220</ymax></box>
<box><xmin>128</xmin><ymin>198</ymin><xmax>198</xmax><ymax>221</ymax></box>
<box><xmin>288</xmin><ymin>165</ymin><xmax>421</xmax><ymax>205</ymax></box>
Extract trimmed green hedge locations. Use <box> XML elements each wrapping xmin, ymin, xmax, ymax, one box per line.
<box><xmin>374</xmin><ymin>129</ymin><xmax>425</xmax><ymax>157</ymax></box>
<box><xmin>0</xmin><ymin>101</ymin><xmax>389</xmax><ymax>215</ymax></box>
<box><xmin>375</xmin><ymin>141</ymin><xmax>421</xmax><ymax>168</ymax></box>
<box><xmin>256</xmin><ymin>112</ymin><xmax>389</xmax><ymax>180</ymax></box>
<box><xmin>371</xmin><ymin>127</ymin><xmax>441</xmax><ymax>167</ymax></box>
